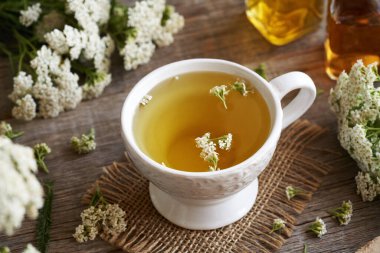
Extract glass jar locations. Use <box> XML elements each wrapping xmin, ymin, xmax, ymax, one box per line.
<box><xmin>325</xmin><ymin>0</ymin><xmax>380</xmax><ymax>79</ymax></box>
<box><xmin>245</xmin><ymin>0</ymin><xmax>324</xmax><ymax>46</ymax></box>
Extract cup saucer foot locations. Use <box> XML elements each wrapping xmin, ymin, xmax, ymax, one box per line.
<box><xmin>149</xmin><ymin>179</ymin><xmax>258</xmax><ymax>230</ymax></box>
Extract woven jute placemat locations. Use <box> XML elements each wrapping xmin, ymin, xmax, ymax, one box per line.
<box><xmin>83</xmin><ymin>120</ymin><xmax>332</xmax><ymax>253</ymax></box>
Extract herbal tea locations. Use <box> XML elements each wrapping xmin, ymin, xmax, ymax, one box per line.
<box><xmin>133</xmin><ymin>71</ymin><xmax>271</xmax><ymax>172</ymax></box>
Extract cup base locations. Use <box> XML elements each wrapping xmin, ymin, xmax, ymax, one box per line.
<box><xmin>149</xmin><ymin>179</ymin><xmax>258</xmax><ymax>230</ymax></box>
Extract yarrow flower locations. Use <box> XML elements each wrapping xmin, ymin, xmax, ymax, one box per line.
<box><xmin>22</xmin><ymin>244</ymin><xmax>40</xmax><ymax>253</ymax></box>
<box><xmin>19</xmin><ymin>3</ymin><xmax>42</xmax><ymax>27</ymax></box>
<box><xmin>33</xmin><ymin>143</ymin><xmax>51</xmax><ymax>173</ymax></box>
<box><xmin>355</xmin><ymin>171</ymin><xmax>380</xmax><ymax>202</ymax></box>
<box><xmin>71</xmin><ymin>128</ymin><xmax>96</xmax><ymax>154</ymax></box>
<box><xmin>218</xmin><ymin>133</ymin><xmax>233</xmax><ymax>150</ymax></box>
<box><xmin>210</xmin><ymin>85</ymin><xmax>230</xmax><ymax>109</ymax></box>
<box><xmin>117</xmin><ymin>0</ymin><xmax>184</xmax><ymax>71</ymax></box>
<box><xmin>329</xmin><ymin>200</ymin><xmax>353</xmax><ymax>226</ymax></box>
<box><xmin>8</xmin><ymin>0</ymin><xmax>184</xmax><ymax>121</ymax></box>
<box><xmin>270</xmin><ymin>218</ymin><xmax>286</xmax><ymax>233</ymax></box>
<box><xmin>231</xmin><ymin>81</ymin><xmax>250</xmax><ymax>96</ymax></box>
<box><xmin>0</xmin><ymin>121</ymin><xmax>23</xmax><ymax>140</ymax></box>
<box><xmin>0</xmin><ymin>137</ymin><xmax>43</xmax><ymax>236</ymax></box>
<box><xmin>308</xmin><ymin>217</ymin><xmax>327</xmax><ymax>238</ymax></box>
<box><xmin>195</xmin><ymin>132</ymin><xmax>233</xmax><ymax>171</ymax></box>
<box><xmin>0</xmin><ymin>244</ymin><xmax>40</xmax><ymax>253</ymax></box>
<box><xmin>73</xmin><ymin>187</ymin><xmax>126</xmax><ymax>243</ymax></box>
<box><xmin>285</xmin><ymin>185</ymin><xmax>308</xmax><ymax>200</ymax></box>
<box><xmin>210</xmin><ymin>80</ymin><xmax>253</xmax><ymax>109</ymax></box>
<box><xmin>329</xmin><ymin>60</ymin><xmax>380</xmax><ymax>201</ymax></box>
<box><xmin>140</xmin><ymin>94</ymin><xmax>153</xmax><ymax>106</ymax></box>
<box><xmin>10</xmin><ymin>46</ymin><xmax>82</xmax><ymax>120</ymax></box>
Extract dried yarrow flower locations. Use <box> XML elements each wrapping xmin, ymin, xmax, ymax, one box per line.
<box><xmin>73</xmin><ymin>186</ymin><xmax>126</xmax><ymax>243</ymax></box>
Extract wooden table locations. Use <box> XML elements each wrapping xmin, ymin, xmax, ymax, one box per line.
<box><xmin>1</xmin><ymin>1</ymin><xmax>379</xmax><ymax>252</ymax></box>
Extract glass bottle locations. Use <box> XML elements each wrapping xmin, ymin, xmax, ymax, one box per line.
<box><xmin>245</xmin><ymin>0</ymin><xmax>324</xmax><ymax>46</ymax></box>
<box><xmin>325</xmin><ymin>0</ymin><xmax>380</xmax><ymax>80</ymax></box>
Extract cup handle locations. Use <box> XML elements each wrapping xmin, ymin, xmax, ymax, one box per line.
<box><xmin>269</xmin><ymin>72</ymin><xmax>316</xmax><ymax>129</ymax></box>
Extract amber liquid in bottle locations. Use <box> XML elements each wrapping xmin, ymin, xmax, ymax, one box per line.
<box><xmin>325</xmin><ymin>0</ymin><xmax>380</xmax><ymax>79</ymax></box>
<box><xmin>246</xmin><ymin>0</ymin><xmax>323</xmax><ymax>46</ymax></box>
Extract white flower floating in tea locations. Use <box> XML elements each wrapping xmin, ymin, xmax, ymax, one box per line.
<box><xmin>209</xmin><ymin>85</ymin><xmax>230</xmax><ymax>109</ymax></box>
<box><xmin>210</xmin><ymin>80</ymin><xmax>252</xmax><ymax>109</ymax></box>
<box><xmin>231</xmin><ymin>81</ymin><xmax>250</xmax><ymax>96</ymax></box>
<box><xmin>140</xmin><ymin>95</ymin><xmax>153</xmax><ymax>106</ymax></box>
<box><xmin>195</xmin><ymin>132</ymin><xmax>232</xmax><ymax>171</ymax></box>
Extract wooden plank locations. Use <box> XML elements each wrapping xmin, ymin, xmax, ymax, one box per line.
<box><xmin>0</xmin><ymin>0</ymin><xmax>379</xmax><ymax>252</ymax></box>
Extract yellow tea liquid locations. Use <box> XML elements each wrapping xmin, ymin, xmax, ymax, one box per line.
<box><xmin>246</xmin><ymin>0</ymin><xmax>323</xmax><ymax>46</ymax></box>
<box><xmin>325</xmin><ymin>0</ymin><xmax>380</xmax><ymax>79</ymax></box>
<box><xmin>133</xmin><ymin>71</ymin><xmax>271</xmax><ymax>172</ymax></box>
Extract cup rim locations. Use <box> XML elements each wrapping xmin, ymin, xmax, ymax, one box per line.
<box><xmin>121</xmin><ymin>58</ymin><xmax>282</xmax><ymax>178</ymax></box>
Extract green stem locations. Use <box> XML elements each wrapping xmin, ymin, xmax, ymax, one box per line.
<box><xmin>36</xmin><ymin>181</ymin><xmax>54</xmax><ymax>253</ymax></box>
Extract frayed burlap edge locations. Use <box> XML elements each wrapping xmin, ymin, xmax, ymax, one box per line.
<box><xmin>82</xmin><ymin>120</ymin><xmax>332</xmax><ymax>253</ymax></box>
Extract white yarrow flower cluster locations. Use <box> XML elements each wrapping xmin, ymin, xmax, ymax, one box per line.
<box><xmin>329</xmin><ymin>60</ymin><xmax>380</xmax><ymax>201</ymax></box>
<box><xmin>195</xmin><ymin>132</ymin><xmax>232</xmax><ymax>171</ymax></box>
<box><xmin>22</xmin><ymin>244</ymin><xmax>40</xmax><ymax>253</ymax></box>
<box><xmin>10</xmin><ymin>0</ymin><xmax>184</xmax><ymax>121</ymax></box>
<box><xmin>0</xmin><ymin>137</ymin><xmax>43</xmax><ymax>236</ymax></box>
<box><xmin>120</xmin><ymin>1</ymin><xmax>184</xmax><ymax>70</ymax></box>
<box><xmin>10</xmin><ymin>46</ymin><xmax>82</xmax><ymax>120</ymax></box>
<box><xmin>309</xmin><ymin>217</ymin><xmax>327</xmax><ymax>238</ymax></box>
<box><xmin>10</xmin><ymin>0</ymin><xmax>116</xmax><ymax>120</ymax></box>
<box><xmin>19</xmin><ymin>3</ymin><xmax>42</xmax><ymax>27</ymax></box>
<box><xmin>66</xmin><ymin>0</ymin><xmax>111</xmax><ymax>33</ymax></box>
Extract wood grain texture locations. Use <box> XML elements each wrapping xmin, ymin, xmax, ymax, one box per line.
<box><xmin>0</xmin><ymin>0</ymin><xmax>379</xmax><ymax>252</ymax></box>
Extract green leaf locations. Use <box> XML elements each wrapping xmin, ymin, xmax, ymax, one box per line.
<box><xmin>90</xmin><ymin>185</ymin><xmax>107</xmax><ymax>207</ymax></box>
<box><xmin>317</xmin><ymin>88</ymin><xmax>324</xmax><ymax>96</ymax></box>
<box><xmin>253</xmin><ymin>63</ymin><xmax>267</xmax><ymax>80</ymax></box>
<box><xmin>36</xmin><ymin>181</ymin><xmax>54</xmax><ymax>253</ymax></box>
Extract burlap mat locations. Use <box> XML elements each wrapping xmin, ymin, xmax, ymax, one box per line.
<box><xmin>83</xmin><ymin>120</ymin><xmax>332</xmax><ymax>253</ymax></box>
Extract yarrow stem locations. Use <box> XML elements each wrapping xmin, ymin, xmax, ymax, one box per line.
<box><xmin>210</xmin><ymin>85</ymin><xmax>229</xmax><ymax>109</ymax></box>
<box><xmin>33</xmin><ymin>143</ymin><xmax>51</xmax><ymax>173</ymax></box>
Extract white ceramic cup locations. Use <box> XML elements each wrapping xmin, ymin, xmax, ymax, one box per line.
<box><xmin>121</xmin><ymin>59</ymin><xmax>316</xmax><ymax>230</ymax></box>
